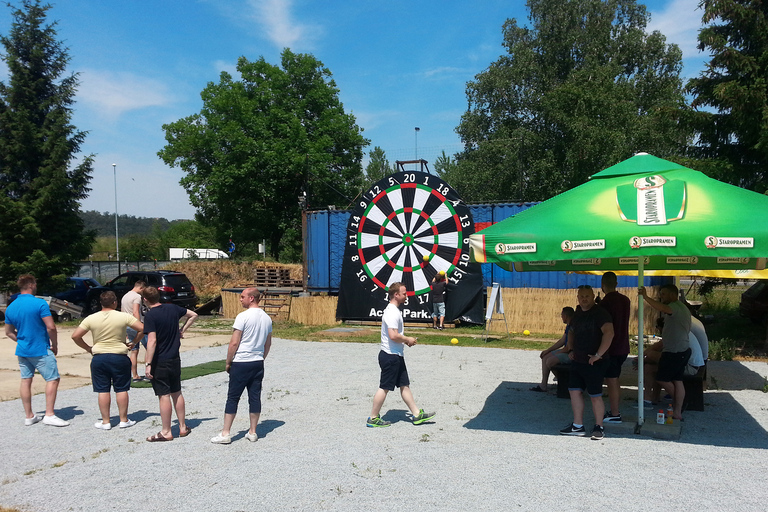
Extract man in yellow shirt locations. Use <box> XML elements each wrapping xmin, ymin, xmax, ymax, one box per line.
<box><xmin>72</xmin><ymin>291</ymin><xmax>143</xmax><ymax>430</ymax></box>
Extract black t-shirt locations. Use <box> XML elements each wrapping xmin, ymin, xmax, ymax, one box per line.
<box><xmin>143</xmin><ymin>304</ymin><xmax>187</xmax><ymax>364</ymax></box>
<box><xmin>430</xmin><ymin>280</ymin><xmax>446</xmax><ymax>303</ymax></box>
<box><xmin>570</xmin><ymin>305</ymin><xmax>613</xmax><ymax>363</ymax></box>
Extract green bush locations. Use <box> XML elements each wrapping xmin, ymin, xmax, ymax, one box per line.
<box><xmin>709</xmin><ymin>338</ymin><xmax>736</xmax><ymax>361</ymax></box>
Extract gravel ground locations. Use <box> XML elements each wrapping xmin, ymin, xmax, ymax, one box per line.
<box><xmin>1</xmin><ymin>339</ymin><xmax>768</xmax><ymax>511</ymax></box>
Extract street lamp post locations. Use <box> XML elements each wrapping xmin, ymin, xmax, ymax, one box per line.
<box><xmin>414</xmin><ymin>127</ymin><xmax>420</xmax><ymax>162</ymax></box>
<box><xmin>113</xmin><ymin>163</ymin><xmax>120</xmax><ymax>274</ymax></box>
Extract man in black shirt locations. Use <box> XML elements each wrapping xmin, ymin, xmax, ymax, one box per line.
<box><xmin>142</xmin><ymin>286</ymin><xmax>198</xmax><ymax>442</ymax></box>
<box><xmin>560</xmin><ymin>285</ymin><xmax>614</xmax><ymax>440</ymax></box>
<box><xmin>430</xmin><ymin>272</ymin><xmax>447</xmax><ymax>330</ymax></box>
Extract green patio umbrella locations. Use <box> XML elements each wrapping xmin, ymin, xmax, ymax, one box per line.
<box><xmin>469</xmin><ymin>153</ymin><xmax>768</xmax><ymax>426</ymax></box>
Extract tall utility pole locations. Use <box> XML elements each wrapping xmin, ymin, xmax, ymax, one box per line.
<box><xmin>414</xmin><ymin>127</ymin><xmax>420</xmax><ymax>161</ymax></box>
<box><xmin>113</xmin><ymin>163</ymin><xmax>120</xmax><ymax>274</ymax></box>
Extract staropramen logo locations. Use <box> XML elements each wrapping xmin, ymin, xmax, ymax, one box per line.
<box><xmin>616</xmin><ymin>174</ymin><xmax>686</xmax><ymax>225</ymax></box>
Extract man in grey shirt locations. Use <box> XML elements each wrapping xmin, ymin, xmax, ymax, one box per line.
<box><xmin>639</xmin><ymin>284</ymin><xmax>691</xmax><ymax>421</ymax></box>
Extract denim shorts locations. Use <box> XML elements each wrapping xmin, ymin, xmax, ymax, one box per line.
<box><xmin>432</xmin><ymin>302</ymin><xmax>445</xmax><ymax>318</ymax></box>
<box><xmin>18</xmin><ymin>350</ymin><xmax>60</xmax><ymax>381</ymax></box>
<box><xmin>127</xmin><ymin>328</ymin><xmax>148</xmax><ymax>352</ymax></box>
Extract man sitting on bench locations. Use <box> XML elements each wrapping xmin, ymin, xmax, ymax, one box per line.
<box><xmin>530</xmin><ymin>307</ymin><xmax>574</xmax><ymax>393</ymax></box>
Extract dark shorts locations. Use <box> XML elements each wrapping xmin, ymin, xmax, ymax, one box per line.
<box><xmin>656</xmin><ymin>349</ymin><xmax>691</xmax><ymax>382</ymax></box>
<box><xmin>378</xmin><ymin>350</ymin><xmax>410</xmax><ymax>391</ymax></box>
<box><xmin>150</xmin><ymin>357</ymin><xmax>182</xmax><ymax>396</ymax></box>
<box><xmin>91</xmin><ymin>353</ymin><xmax>131</xmax><ymax>393</ymax></box>
<box><xmin>604</xmin><ymin>353</ymin><xmax>628</xmax><ymax>379</ymax></box>
<box><xmin>568</xmin><ymin>359</ymin><xmax>609</xmax><ymax>396</ymax></box>
<box><xmin>225</xmin><ymin>360</ymin><xmax>265</xmax><ymax>415</ymax></box>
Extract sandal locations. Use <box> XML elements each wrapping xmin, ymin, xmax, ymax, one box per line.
<box><xmin>529</xmin><ymin>386</ymin><xmax>546</xmax><ymax>392</ymax></box>
<box><xmin>146</xmin><ymin>432</ymin><xmax>173</xmax><ymax>442</ymax></box>
<box><xmin>178</xmin><ymin>428</ymin><xmax>192</xmax><ymax>438</ymax></box>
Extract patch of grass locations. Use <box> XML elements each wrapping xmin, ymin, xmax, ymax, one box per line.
<box><xmin>131</xmin><ymin>359</ymin><xmax>227</xmax><ymax>387</ymax></box>
<box><xmin>419</xmin><ymin>433</ymin><xmax>430</xmax><ymax>442</ymax></box>
<box><xmin>709</xmin><ymin>338</ymin><xmax>737</xmax><ymax>361</ymax></box>
<box><xmin>51</xmin><ymin>461</ymin><xmax>67</xmax><ymax>468</ymax></box>
<box><xmin>23</xmin><ymin>468</ymin><xmax>41</xmax><ymax>476</ymax></box>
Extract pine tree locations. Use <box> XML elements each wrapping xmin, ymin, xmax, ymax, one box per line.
<box><xmin>0</xmin><ymin>0</ymin><xmax>93</xmax><ymax>290</ymax></box>
<box><xmin>687</xmin><ymin>0</ymin><xmax>768</xmax><ymax>192</ymax></box>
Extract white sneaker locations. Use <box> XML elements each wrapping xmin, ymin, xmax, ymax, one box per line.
<box><xmin>42</xmin><ymin>415</ymin><xmax>70</xmax><ymax>427</ymax></box>
<box><xmin>244</xmin><ymin>432</ymin><xmax>258</xmax><ymax>442</ymax></box>
<box><xmin>94</xmin><ymin>421</ymin><xmax>112</xmax><ymax>430</ymax></box>
<box><xmin>24</xmin><ymin>415</ymin><xmax>42</xmax><ymax>426</ymax></box>
<box><xmin>210</xmin><ymin>433</ymin><xmax>232</xmax><ymax>444</ymax></box>
<box><xmin>118</xmin><ymin>420</ymin><xmax>136</xmax><ymax>429</ymax></box>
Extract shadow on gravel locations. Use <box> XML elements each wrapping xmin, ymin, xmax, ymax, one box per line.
<box><xmin>464</xmin><ymin>381</ymin><xmax>768</xmax><ymax>449</ymax></box>
<box><xmin>380</xmin><ymin>409</ymin><xmax>416</xmax><ymax>425</ymax></box>
<box><xmin>55</xmin><ymin>405</ymin><xmax>85</xmax><ymax>421</ymax></box>
<box><xmin>256</xmin><ymin>419</ymin><xmax>285</xmax><ymax>439</ymax></box>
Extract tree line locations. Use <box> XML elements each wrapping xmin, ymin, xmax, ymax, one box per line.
<box><xmin>2</xmin><ymin>0</ymin><xmax>766</xmax><ymax>291</ymax></box>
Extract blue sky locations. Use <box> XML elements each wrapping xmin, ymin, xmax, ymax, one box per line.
<box><xmin>0</xmin><ymin>0</ymin><xmax>707</xmax><ymax>220</ymax></box>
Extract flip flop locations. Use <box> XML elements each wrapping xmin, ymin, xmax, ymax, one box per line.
<box><xmin>178</xmin><ymin>428</ymin><xmax>192</xmax><ymax>438</ymax></box>
<box><xmin>146</xmin><ymin>432</ymin><xmax>173</xmax><ymax>442</ymax></box>
<box><xmin>529</xmin><ymin>386</ymin><xmax>546</xmax><ymax>392</ymax></box>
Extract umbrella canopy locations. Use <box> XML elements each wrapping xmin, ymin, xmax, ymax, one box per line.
<box><xmin>469</xmin><ymin>153</ymin><xmax>768</xmax><ymax>426</ymax></box>
<box><xmin>470</xmin><ymin>153</ymin><xmax>768</xmax><ymax>273</ymax></box>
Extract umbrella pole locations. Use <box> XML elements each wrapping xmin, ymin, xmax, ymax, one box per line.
<box><xmin>637</xmin><ymin>260</ymin><xmax>645</xmax><ymax>427</ymax></box>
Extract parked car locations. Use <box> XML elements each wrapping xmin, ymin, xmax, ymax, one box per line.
<box><xmin>739</xmin><ymin>281</ymin><xmax>768</xmax><ymax>325</ymax></box>
<box><xmin>85</xmin><ymin>270</ymin><xmax>197</xmax><ymax>314</ymax></box>
<box><xmin>9</xmin><ymin>277</ymin><xmax>100</xmax><ymax>308</ymax></box>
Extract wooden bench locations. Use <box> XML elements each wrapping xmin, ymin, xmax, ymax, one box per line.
<box><xmin>551</xmin><ymin>363</ymin><xmax>571</xmax><ymax>399</ymax></box>
<box><xmin>682</xmin><ymin>363</ymin><xmax>706</xmax><ymax>412</ymax></box>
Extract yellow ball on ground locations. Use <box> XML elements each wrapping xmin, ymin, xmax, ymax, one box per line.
<box><xmin>422</xmin><ymin>254</ymin><xmax>430</xmax><ymax>262</ymax></box>
<box><xmin>451</xmin><ymin>338</ymin><xmax>459</xmax><ymax>344</ymax></box>
<box><xmin>523</xmin><ymin>329</ymin><xmax>530</xmax><ymax>336</ymax></box>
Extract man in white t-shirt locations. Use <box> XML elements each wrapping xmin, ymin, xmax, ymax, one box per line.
<box><xmin>366</xmin><ymin>282</ymin><xmax>435</xmax><ymax>427</ymax></box>
<box><xmin>121</xmin><ymin>280</ymin><xmax>147</xmax><ymax>382</ymax></box>
<box><xmin>211</xmin><ymin>287</ymin><xmax>272</xmax><ymax>444</ymax></box>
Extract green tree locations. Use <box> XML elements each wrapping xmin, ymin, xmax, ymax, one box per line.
<box><xmin>159</xmin><ymin>49</ymin><xmax>369</xmax><ymax>260</ymax></box>
<box><xmin>433</xmin><ymin>150</ymin><xmax>457</xmax><ymax>178</ymax></box>
<box><xmin>0</xmin><ymin>0</ymin><xmax>93</xmax><ymax>291</ymax></box>
<box><xmin>686</xmin><ymin>0</ymin><xmax>768</xmax><ymax>193</ymax></box>
<box><xmin>448</xmin><ymin>0</ymin><xmax>690</xmax><ymax>203</ymax></box>
<box><xmin>363</xmin><ymin>146</ymin><xmax>393</xmax><ymax>189</ymax></box>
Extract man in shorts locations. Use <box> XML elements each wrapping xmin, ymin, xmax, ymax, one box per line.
<box><xmin>121</xmin><ymin>280</ymin><xmax>148</xmax><ymax>383</ymax></box>
<box><xmin>560</xmin><ymin>285</ymin><xmax>614</xmax><ymax>440</ymax></box>
<box><xmin>4</xmin><ymin>274</ymin><xmax>69</xmax><ymax>427</ymax></box>
<box><xmin>142</xmin><ymin>286</ymin><xmax>197</xmax><ymax>441</ymax></box>
<box><xmin>367</xmin><ymin>282</ymin><xmax>435</xmax><ymax>427</ymax></box>
<box><xmin>599</xmin><ymin>272</ymin><xmax>631</xmax><ymax>423</ymax></box>
<box><xmin>530</xmin><ymin>306</ymin><xmax>574</xmax><ymax>392</ymax></box>
<box><xmin>639</xmin><ymin>284</ymin><xmax>691</xmax><ymax>421</ymax></box>
<box><xmin>211</xmin><ymin>287</ymin><xmax>272</xmax><ymax>444</ymax></box>
<box><xmin>72</xmin><ymin>291</ymin><xmax>143</xmax><ymax>430</ymax></box>
<box><xmin>430</xmin><ymin>272</ymin><xmax>447</xmax><ymax>330</ymax></box>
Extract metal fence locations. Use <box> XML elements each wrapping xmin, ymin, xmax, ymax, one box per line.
<box><xmin>74</xmin><ymin>261</ymin><xmax>171</xmax><ymax>284</ymax></box>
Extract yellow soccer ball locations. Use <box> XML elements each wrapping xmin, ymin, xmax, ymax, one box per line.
<box><xmin>451</xmin><ymin>338</ymin><xmax>459</xmax><ymax>344</ymax></box>
<box><xmin>523</xmin><ymin>329</ymin><xmax>530</xmax><ymax>336</ymax></box>
<box><xmin>422</xmin><ymin>254</ymin><xmax>430</xmax><ymax>262</ymax></box>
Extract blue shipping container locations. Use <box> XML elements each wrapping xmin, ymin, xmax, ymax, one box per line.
<box><xmin>305</xmin><ymin>204</ymin><xmax>668</xmax><ymax>292</ymax></box>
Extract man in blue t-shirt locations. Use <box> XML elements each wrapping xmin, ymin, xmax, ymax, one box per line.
<box><xmin>4</xmin><ymin>274</ymin><xmax>69</xmax><ymax>427</ymax></box>
<box><xmin>142</xmin><ymin>286</ymin><xmax>197</xmax><ymax>442</ymax></box>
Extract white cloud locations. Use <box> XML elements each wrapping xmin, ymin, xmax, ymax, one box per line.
<box><xmin>647</xmin><ymin>0</ymin><xmax>703</xmax><ymax>58</ymax></box>
<box><xmin>247</xmin><ymin>0</ymin><xmax>322</xmax><ymax>50</ymax></box>
<box><xmin>76</xmin><ymin>69</ymin><xmax>173</xmax><ymax>120</ymax></box>
<box><xmin>422</xmin><ymin>67</ymin><xmax>469</xmax><ymax>79</ymax></box>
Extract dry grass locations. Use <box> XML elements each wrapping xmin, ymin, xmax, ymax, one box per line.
<box><xmin>161</xmin><ymin>260</ymin><xmax>302</xmax><ymax>303</ymax></box>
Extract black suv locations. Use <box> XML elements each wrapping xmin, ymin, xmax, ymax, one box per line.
<box><xmin>85</xmin><ymin>271</ymin><xmax>197</xmax><ymax>314</ymax></box>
